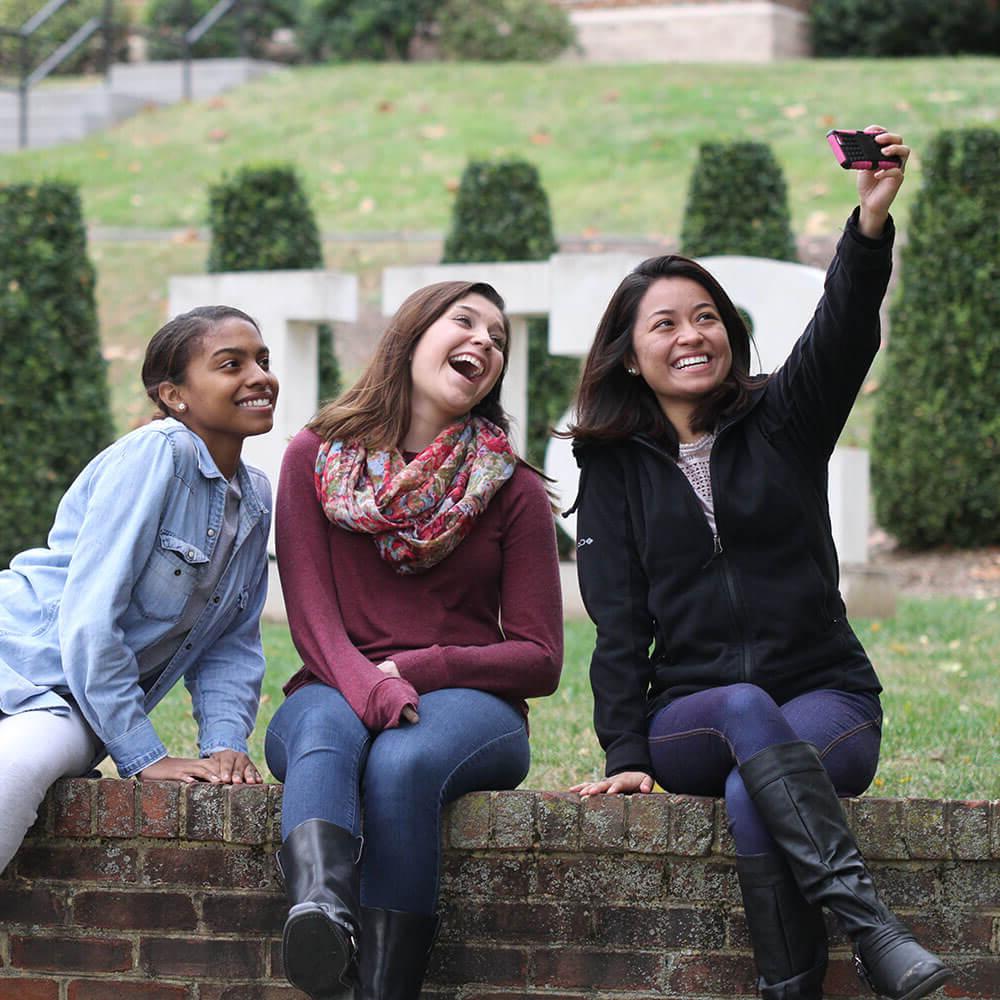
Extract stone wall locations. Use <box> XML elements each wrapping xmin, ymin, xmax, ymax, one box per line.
<box><xmin>561</xmin><ymin>0</ymin><xmax>812</xmax><ymax>63</ymax></box>
<box><xmin>1</xmin><ymin>780</ymin><xmax>997</xmax><ymax>998</ymax></box>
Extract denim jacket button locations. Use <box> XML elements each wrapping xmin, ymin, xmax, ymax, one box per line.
<box><xmin>174</xmin><ymin>569</ymin><xmax>182</xmax><ymax>576</ymax></box>
<box><xmin>186</xmin><ymin>550</ymin><xmax>195</xmax><ymax>559</ymax></box>
<box><xmin>212</xmin><ymin>595</ymin><xmax>220</xmax><ymax>604</ymax></box>
<box><xmin>207</xmin><ymin>528</ymin><xmax>216</xmax><ymax>537</ymax></box>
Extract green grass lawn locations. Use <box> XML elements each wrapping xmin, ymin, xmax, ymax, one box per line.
<box><xmin>148</xmin><ymin>596</ymin><xmax>999</xmax><ymax>800</ymax></box>
<box><xmin>2</xmin><ymin>59</ymin><xmax>998</xmax><ymax>237</ymax></box>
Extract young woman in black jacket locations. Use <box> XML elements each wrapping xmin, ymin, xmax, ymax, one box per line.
<box><xmin>568</xmin><ymin>128</ymin><xmax>951</xmax><ymax>1000</ymax></box>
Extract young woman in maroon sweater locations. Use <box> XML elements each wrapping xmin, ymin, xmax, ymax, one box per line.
<box><xmin>266</xmin><ymin>280</ymin><xmax>563</xmax><ymax>1000</ymax></box>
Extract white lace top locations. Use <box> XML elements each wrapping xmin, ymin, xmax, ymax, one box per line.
<box><xmin>676</xmin><ymin>432</ymin><xmax>717</xmax><ymax>535</ymax></box>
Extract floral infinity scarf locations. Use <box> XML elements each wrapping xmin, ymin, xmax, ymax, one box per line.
<box><xmin>314</xmin><ymin>415</ymin><xmax>517</xmax><ymax>574</ymax></box>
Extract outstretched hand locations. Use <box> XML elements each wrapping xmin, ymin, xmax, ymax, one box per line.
<box><xmin>857</xmin><ymin>126</ymin><xmax>909</xmax><ymax>238</ymax></box>
<box><xmin>570</xmin><ymin>771</ymin><xmax>655</xmax><ymax>797</ymax></box>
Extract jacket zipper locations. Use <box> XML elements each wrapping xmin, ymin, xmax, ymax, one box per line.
<box><xmin>632</xmin><ymin>429</ymin><xmax>754</xmax><ymax>683</ymax></box>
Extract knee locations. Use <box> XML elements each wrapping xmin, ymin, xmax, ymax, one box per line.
<box><xmin>718</xmin><ymin>683</ymin><xmax>778</xmax><ymax>718</ymax></box>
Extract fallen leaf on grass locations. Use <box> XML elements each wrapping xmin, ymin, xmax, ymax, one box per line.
<box><xmin>377</xmin><ymin>100</ymin><xmax>394</xmax><ymax>113</ymax></box>
<box><xmin>781</xmin><ymin>104</ymin><xmax>807</xmax><ymax>119</ymax></box>
<box><xmin>207</xmin><ymin>128</ymin><xmax>228</xmax><ymax>143</ymax></box>
<box><xmin>358</xmin><ymin>197</ymin><xmax>376</xmax><ymax>214</ymax></box>
<box><xmin>445</xmin><ymin>178</ymin><xmax>460</xmax><ymax>193</ymax></box>
<box><xmin>603</xmin><ymin>90</ymin><xmax>620</xmax><ymax>103</ymax></box>
<box><xmin>530</xmin><ymin>129</ymin><xmax>552</xmax><ymax>145</ymax></box>
<box><xmin>420</xmin><ymin>123</ymin><xmax>448</xmax><ymax>140</ymax></box>
<box><xmin>170</xmin><ymin>227</ymin><xmax>200</xmax><ymax>245</ymax></box>
<box><xmin>862</xmin><ymin>379</ymin><xmax>880</xmax><ymax>395</ymax></box>
<box><xmin>207</xmin><ymin>96</ymin><xmax>227</xmax><ymax>109</ymax></box>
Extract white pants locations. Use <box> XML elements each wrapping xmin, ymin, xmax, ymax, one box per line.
<box><xmin>0</xmin><ymin>705</ymin><xmax>97</xmax><ymax>874</ymax></box>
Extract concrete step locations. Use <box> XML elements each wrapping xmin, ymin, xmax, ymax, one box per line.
<box><xmin>1</xmin><ymin>58</ymin><xmax>279</xmax><ymax>152</ymax></box>
<box><xmin>109</xmin><ymin>57</ymin><xmax>279</xmax><ymax>103</ymax></box>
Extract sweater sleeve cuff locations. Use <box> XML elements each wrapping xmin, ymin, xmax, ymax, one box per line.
<box><xmin>360</xmin><ymin>675</ymin><xmax>419</xmax><ymax>731</ymax></box>
<box><xmin>390</xmin><ymin>646</ymin><xmax>450</xmax><ymax>694</ymax></box>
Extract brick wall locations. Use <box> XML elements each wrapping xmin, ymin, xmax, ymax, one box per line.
<box><xmin>1</xmin><ymin>780</ymin><xmax>997</xmax><ymax>999</ymax></box>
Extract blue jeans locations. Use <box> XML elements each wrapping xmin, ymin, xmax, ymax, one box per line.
<box><xmin>648</xmin><ymin>683</ymin><xmax>882</xmax><ymax>855</ymax></box>
<box><xmin>266</xmin><ymin>684</ymin><xmax>529</xmax><ymax>915</ymax></box>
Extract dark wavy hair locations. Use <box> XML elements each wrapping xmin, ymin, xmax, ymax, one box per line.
<box><xmin>565</xmin><ymin>254</ymin><xmax>760</xmax><ymax>456</ymax></box>
<box><xmin>309</xmin><ymin>280</ymin><xmax>513</xmax><ymax>450</ymax></box>
<box><xmin>142</xmin><ymin>305</ymin><xmax>260</xmax><ymax>417</ymax></box>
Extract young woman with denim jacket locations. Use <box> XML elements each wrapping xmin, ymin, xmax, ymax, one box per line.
<box><xmin>568</xmin><ymin>130</ymin><xmax>951</xmax><ymax>1000</ymax></box>
<box><xmin>266</xmin><ymin>280</ymin><xmax>562</xmax><ymax>1000</ymax></box>
<box><xmin>0</xmin><ymin>305</ymin><xmax>277</xmax><ymax>874</ymax></box>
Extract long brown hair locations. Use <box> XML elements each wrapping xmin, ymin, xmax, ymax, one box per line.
<box><xmin>566</xmin><ymin>254</ymin><xmax>759</xmax><ymax>455</ymax></box>
<box><xmin>309</xmin><ymin>281</ymin><xmax>512</xmax><ymax>449</ymax></box>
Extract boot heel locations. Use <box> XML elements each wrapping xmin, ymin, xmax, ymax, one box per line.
<box><xmin>284</xmin><ymin>905</ymin><xmax>355</xmax><ymax>998</ymax></box>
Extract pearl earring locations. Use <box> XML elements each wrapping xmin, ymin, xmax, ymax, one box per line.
<box><xmin>177</xmin><ymin>403</ymin><xmax>187</xmax><ymax>412</ymax></box>
<box><xmin>626</xmin><ymin>366</ymin><xmax>638</xmax><ymax>376</ymax></box>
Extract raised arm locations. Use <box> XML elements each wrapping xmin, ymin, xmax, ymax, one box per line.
<box><xmin>276</xmin><ymin>429</ymin><xmax>418</xmax><ymax>731</ymax></box>
<box><xmin>389</xmin><ymin>467</ymin><xmax>563</xmax><ymax>700</ymax></box>
<box><xmin>765</xmin><ymin>128</ymin><xmax>908</xmax><ymax>463</ymax></box>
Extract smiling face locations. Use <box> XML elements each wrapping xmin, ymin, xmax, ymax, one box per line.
<box><xmin>627</xmin><ymin>276</ymin><xmax>733</xmax><ymax>440</ymax></box>
<box><xmin>159</xmin><ymin>317</ymin><xmax>278</xmax><ymax>476</ymax></box>
<box><xmin>405</xmin><ymin>293</ymin><xmax>507</xmax><ymax>449</ymax></box>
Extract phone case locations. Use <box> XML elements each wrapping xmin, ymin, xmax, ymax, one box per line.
<box><xmin>826</xmin><ymin>130</ymin><xmax>901</xmax><ymax>171</ymax></box>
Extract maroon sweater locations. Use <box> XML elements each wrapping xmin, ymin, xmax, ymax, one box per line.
<box><xmin>276</xmin><ymin>429</ymin><xmax>564</xmax><ymax>732</ymax></box>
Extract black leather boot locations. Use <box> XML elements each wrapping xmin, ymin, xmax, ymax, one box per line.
<box><xmin>357</xmin><ymin>906</ymin><xmax>439</xmax><ymax>1000</ymax></box>
<box><xmin>276</xmin><ymin>819</ymin><xmax>362</xmax><ymax>1000</ymax></box>
<box><xmin>740</xmin><ymin>742</ymin><xmax>952</xmax><ymax>1000</ymax></box>
<box><xmin>736</xmin><ymin>852</ymin><xmax>828</xmax><ymax>999</ymax></box>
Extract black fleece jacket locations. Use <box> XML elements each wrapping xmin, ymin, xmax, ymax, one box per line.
<box><xmin>573</xmin><ymin>211</ymin><xmax>891</xmax><ymax>778</ymax></box>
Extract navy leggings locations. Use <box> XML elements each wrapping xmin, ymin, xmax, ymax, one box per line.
<box><xmin>648</xmin><ymin>684</ymin><xmax>882</xmax><ymax>856</ymax></box>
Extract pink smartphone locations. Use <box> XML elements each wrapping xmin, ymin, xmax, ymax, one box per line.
<box><xmin>826</xmin><ymin>130</ymin><xmax>902</xmax><ymax>171</ymax></box>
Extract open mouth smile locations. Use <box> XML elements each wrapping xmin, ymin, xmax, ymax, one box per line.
<box><xmin>236</xmin><ymin>396</ymin><xmax>273</xmax><ymax>409</ymax></box>
<box><xmin>448</xmin><ymin>353</ymin><xmax>486</xmax><ymax>381</ymax></box>
<box><xmin>673</xmin><ymin>354</ymin><xmax>710</xmax><ymax>370</ymax></box>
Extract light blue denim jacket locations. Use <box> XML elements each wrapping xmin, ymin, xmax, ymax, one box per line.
<box><xmin>0</xmin><ymin>419</ymin><xmax>270</xmax><ymax>777</ymax></box>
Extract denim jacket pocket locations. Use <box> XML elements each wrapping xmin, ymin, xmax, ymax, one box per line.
<box><xmin>133</xmin><ymin>532</ymin><xmax>209</xmax><ymax>622</ymax></box>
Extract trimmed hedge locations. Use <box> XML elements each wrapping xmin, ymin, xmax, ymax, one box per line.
<box><xmin>0</xmin><ymin>182</ymin><xmax>113</xmax><ymax>569</ymax></box>
<box><xmin>207</xmin><ymin>164</ymin><xmax>341</xmax><ymax>402</ymax></box>
<box><xmin>871</xmin><ymin>129</ymin><xmax>1000</xmax><ymax>549</ymax></box>
<box><xmin>681</xmin><ymin>141</ymin><xmax>797</xmax><ymax>261</ymax></box>
<box><xmin>144</xmin><ymin>0</ymin><xmax>296</xmax><ymax>60</ymax></box>
<box><xmin>810</xmin><ymin>0</ymin><xmax>1000</xmax><ymax>57</ymax></box>
<box><xmin>437</xmin><ymin>0</ymin><xmax>576</xmax><ymax>62</ymax></box>
<box><xmin>442</xmin><ymin>159</ymin><xmax>576</xmax><ymax>554</ymax></box>
<box><xmin>298</xmin><ymin>0</ymin><xmax>435</xmax><ymax>62</ymax></box>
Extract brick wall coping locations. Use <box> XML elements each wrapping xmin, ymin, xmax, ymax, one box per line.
<box><xmin>20</xmin><ymin>778</ymin><xmax>1000</xmax><ymax>861</ymax></box>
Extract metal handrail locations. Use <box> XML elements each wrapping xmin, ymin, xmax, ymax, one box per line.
<box><xmin>3</xmin><ymin>0</ymin><xmax>250</xmax><ymax>150</ymax></box>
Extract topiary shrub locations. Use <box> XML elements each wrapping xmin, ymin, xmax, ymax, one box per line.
<box><xmin>0</xmin><ymin>0</ymin><xmax>128</xmax><ymax>75</ymax></box>
<box><xmin>207</xmin><ymin>164</ymin><xmax>341</xmax><ymax>402</ymax></box>
<box><xmin>810</xmin><ymin>0</ymin><xmax>1000</xmax><ymax>57</ymax></box>
<box><xmin>871</xmin><ymin>129</ymin><xmax>1000</xmax><ymax>549</ymax></box>
<box><xmin>0</xmin><ymin>181</ymin><xmax>113</xmax><ymax>568</ymax></box>
<box><xmin>145</xmin><ymin>0</ymin><xmax>297</xmax><ymax>60</ymax></box>
<box><xmin>681</xmin><ymin>141</ymin><xmax>797</xmax><ymax>261</ymax></box>
<box><xmin>442</xmin><ymin>159</ymin><xmax>577</xmax><ymax>554</ymax></box>
<box><xmin>297</xmin><ymin>0</ymin><xmax>435</xmax><ymax>62</ymax></box>
<box><xmin>436</xmin><ymin>0</ymin><xmax>576</xmax><ymax>61</ymax></box>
